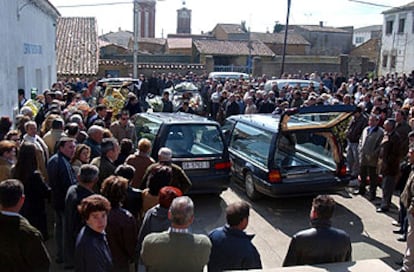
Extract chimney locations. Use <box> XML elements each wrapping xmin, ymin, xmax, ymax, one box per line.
<box><xmin>319</xmin><ymin>21</ymin><xmax>323</xmax><ymax>27</ymax></box>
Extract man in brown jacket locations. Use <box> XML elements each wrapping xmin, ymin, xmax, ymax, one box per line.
<box><xmin>126</xmin><ymin>138</ymin><xmax>155</xmax><ymax>188</ymax></box>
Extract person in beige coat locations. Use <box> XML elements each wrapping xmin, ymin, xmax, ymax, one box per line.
<box><xmin>357</xmin><ymin>114</ymin><xmax>384</xmax><ymax>200</ymax></box>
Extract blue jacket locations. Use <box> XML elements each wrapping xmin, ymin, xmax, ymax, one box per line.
<box><xmin>75</xmin><ymin>225</ymin><xmax>112</xmax><ymax>272</ymax></box>
<box><xmin>47</xmin><ymin>152</ymin><xmax>78</xmax><ymax>211</ymax></box>
<box><xmin>208</xmin><ymin>225</ymin><xmax>262</xmax><ymax>272</ymax></box>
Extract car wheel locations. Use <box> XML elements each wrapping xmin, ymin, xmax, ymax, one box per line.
<box><xmin>245</xmin><ymin>172</ymin><xmax>261</xmax><ymax>200</ymax></box>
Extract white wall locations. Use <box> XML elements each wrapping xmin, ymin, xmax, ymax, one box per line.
<box><xmin>0</xmin><ymin>0</ymin><xmax>58</xmax><ymax>118</ymax></box>
<box><xmin>353</xmin><ymin>31</ymin><xmax>371</xmax><ymax>47</ymax></box>
<box><xmin>380</xmin><ymin>10</ymin><xmax>414</xmax><ymax>76</ymax></box>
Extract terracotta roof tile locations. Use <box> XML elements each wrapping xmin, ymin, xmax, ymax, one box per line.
<box><xmin>215</xmin><ymin>24</ymin><xmax>246</xmax><ymax>34</ymax></box>
<box><xmin>294</xmin><ymin>25</ymin><xmax>350</xmax><ymax>33</ymax></box>
<box><xmin>139</xmin><ymin>37</ymin><xmax>167</xmax><ymax>45</ymax></box>
<box><xmin>167</xmin><ymin>38</ymin><xmax>192</xmax><ymax>49</ymax></box>
<box><xmin>56</xmin><ymin>17</ymin><xmax>98</xmax><ymax>75</ymax></box>
<box><xmin>193</xmin><ymin>40</ymin><xmax>274</xmax><ymax>56</ymax></box>
<box><xmin>99</xmin><ymin>30</ymin><xmax>133</xmax><ymax>48</ymax></box>
<box><xmin>251</xmin><ymin>32</ymin><xmax>310</xmax><ymax>45</ymax></box>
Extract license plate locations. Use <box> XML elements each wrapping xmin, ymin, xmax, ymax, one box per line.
<box><xmin>182</xmin><ymin>161</ymin><xmax>210</xmax><ymax>170</ymax></box>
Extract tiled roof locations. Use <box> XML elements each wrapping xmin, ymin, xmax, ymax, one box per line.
<box><xmin>167</xmin><ymin>38</ymin><xmax>192</xmax><ymax>49</ymax></box>
<box><xmin>99</xmin><ymin>30</ymin><xmax>133</xmax><ymax>48</ymax></box>
<box><xmin>193</xmin><ymin>40</ymin><xmax>274</xmax><ymax>57</ymax></box>
<box><xmin>294</xmin><ymin>25</ymin><xmax>350</xmax><ymax>33</ymax></box>
<box><xmin>383</xmin><ymin>1</ymin><xmax>414</xmax><ymax>14</ymax></box>
<box><xmin>354</xmin><ymin>25</ymin><xmax>382</xmax><ymax>33</ymax></box>
<box><xmin>215</xmin><ymin>24</ymin><xmax>246</xmax><ymax>34</ymax></box>
<box><xmin>139</xmin><ymin>37</ymin><xmax>167</xmax><ymax>45</ymax></box>
<box><xmin>251</xmin><ymin>32</ymin><xmax>310</xmax><ymax>45</ymax></box>
<box><xmin>56</xmin><ymin>17</ymin><xmax>98</xmax><ymax>75</ymax></box>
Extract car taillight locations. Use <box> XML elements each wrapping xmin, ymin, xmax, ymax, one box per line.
<box><xmin>338</xmin><ymin>165</ymin><xmax>347</xmax><ymax>176</ymax></box>
<box><xmin>214</xmin><ymin>161</ymin><xmax>231</xmax><ymax>170</ymax></box>
<box><xmin>268</xmin><ymin>170</ymin><xmax>282</xmax><ymax>183</ymax></box>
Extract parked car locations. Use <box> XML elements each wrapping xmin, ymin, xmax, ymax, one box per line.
<box><xmin>221</xmin><ymin>104</ymin><xmax>355</xmax><ymax>200</ymax></box>
<box><xmin>97</xmin><ymin>77</ymin><xmax>139</xmax><ymax>88</ymax></box>
<box><xmin>134</xmin><ymin>112</ymin><xmax>231</xmax><ymax>194</ymax></box>
<box><xmin>208</xmin><ymin>72</ymin><xmax>250</xmax><ymax>83</ymax></box>
<box><xmin>147</xmin><ymin>82</ymin><xmax>204</xmax><ymax>114</ymax></box>
<box><xmin>264</xmin><ymin>79</ymin><xmax>330</xmax><ymax>93</ymax></box>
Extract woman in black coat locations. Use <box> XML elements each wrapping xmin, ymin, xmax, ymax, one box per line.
<box><xmin>12</xmin><ymin>142</ymin><xmax>51</xmax><ymax>240</ymax></box>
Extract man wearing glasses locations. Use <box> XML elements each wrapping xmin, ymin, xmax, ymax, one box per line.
<box><xmin>109</xmin><ymin>110</ymin><xmax>137</xmax><ymax>146</ymax></box>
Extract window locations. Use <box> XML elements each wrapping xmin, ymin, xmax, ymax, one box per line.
<box><xmin>398</xmin><ymin>18</ymin><xmax>405</xmax><ymax>33</ymax></box>
<box><xmin>386</xmin><ymin>20</ymin><xmax>394</xmax><ymax>34</ymax></box>
<box><xmin>230</xmin><ymin>122</ymin><xmax>272</xmax><ymax>167</ymax></box>
<box><xmin>412</xmin><ymin>14</ymin><xmax>414</xmax><ymax>33</ymax></box>
<box><xmin>382</xmin><ymin>55</ymin><xmax>388</xmax><ymax>68</ymax></box>
<box><xmin>165</xmin><ymin>124</ymin><xmax>224</xmax><ymax>157</ymax></box>
<box><xmin>391</xmin><ymin>55</ymin><xmax>396</xmax><ymax>68</ymax></box>
<box><xmin>135</xmin><ymin>115</ymin><xmax>162</xmax><ymax>143</ymax></box>
<box><xmin>275</xmin><ymin>131</ymin><xmax>336</xmax><ymax>171</ymax></box>
<box><xmin>355</xmin><ymin>36</ymin><xmax>365</xmax><ymax>44</ymax></box>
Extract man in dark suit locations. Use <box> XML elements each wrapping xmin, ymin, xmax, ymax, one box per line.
<box><xmin>208</xmin><ymin>201</ymin><xmax>262</xmax><ymax>271</ymax></box>
<box><xmin>90</xmin><ymin>137</ymin><xmax>120</xmax><ymax>191</ymax></box>
<box><xmin>0</xmin><ymin>179</ymin><xmax>51</xmax><ymax>271</ymax></box>
<box><xmin>64</xmin><ymin>164</ymin><xmax>99</xmax><ymax>269</ymax></box>
<box><xmin>47</xmin><ymin>137</ymin><xmax>78</xmax><ymax>264</ymax></box>
<box><xmin>283</xmin><ymin>195</ymin><xmax>351</xmax><ymax>267</ymax></box>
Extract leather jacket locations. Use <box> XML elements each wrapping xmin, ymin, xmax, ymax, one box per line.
<box><xmin>283</xmin><ymin>218</ymin><xmax>351</xmax><ymax>267</ymax></box>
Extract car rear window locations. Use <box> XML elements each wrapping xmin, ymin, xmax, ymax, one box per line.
<box><xmin>165</xmin><ymin>124</ymin><xmax>224</xmax><ymax>157</ymax></box>
<box><xmin>275</xmin><ymin>131</ymin><xmax>338</xmax><ymax>171</ymax></box>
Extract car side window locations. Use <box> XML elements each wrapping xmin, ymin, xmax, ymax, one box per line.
<box><xmin>275</xmin><ymin>131</ymin><xmax>337</xmax><ymax>171</ymax></box>
<box><xmin>134</xmin><ymin>116</ymin><xmax>161</xmax><ymax>143</ymax></box>
<box><xmin>230</xmin><ymin>122</ymin><xmax>272</xmax><ymax>167</ymax></box>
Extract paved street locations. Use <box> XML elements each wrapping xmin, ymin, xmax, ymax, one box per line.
<box><xmin>192</xmin><ymin>184</ymin><xmax>405</xmax><ymax>270</ymax></box>
<box><xmin>48</xmin><ymin>183</ymin><xmax>406</xmax><ymax>271</ymax></box>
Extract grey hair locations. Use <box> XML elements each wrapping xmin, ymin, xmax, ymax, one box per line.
<box><xmin>24</xmin><ymin>120</ymin><xmax>37</xmax><ymax>130</ymax></box>
<box><xmin>20</xmin><ymin>106</ymin><xmax>33</xmax><ymax>117</ymax></box>
<box><xmin>87</xmin><ymin>125</ymin><xmax>104</xmax><ymax>136</ymax></box>
<box><xmin>158</xmin><ymin>147</ymin><xmax>172</xmax><ymax>162</ymax></box>
<box><xmin>169</xmin><ymin>196</ymin><xmax>194</xmax><ymax>226</ymax></box>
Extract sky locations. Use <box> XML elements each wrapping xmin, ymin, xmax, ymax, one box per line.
<box><xmin>49</xmin><ymin>0</ymin><xmax>410</xmax><ymax>37</ymax></box>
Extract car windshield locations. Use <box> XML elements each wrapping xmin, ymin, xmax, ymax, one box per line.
<box><xmin>274</xmin><ymin>131</ymin><xmax>338</xmax><ymax>171</ymax></box>
<box><xmin>165</xmin><ymin>124</ymin><xmax>224</xmax><ymax>157</ymax></box>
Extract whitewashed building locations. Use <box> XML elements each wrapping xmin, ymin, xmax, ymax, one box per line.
<box><xmin>352</xmin><ymin>25</ymin><xmax>381</xmax><ymax>47</ymax></box>
<box><xmin>0</xmin><ymin>0</ymin><xmax>60</xmax><ymax>117</ymax></box>
<box><xmin>380</xmin><ymin>1</ymin><xmax>414</xmax><ymax>76</ymax></box>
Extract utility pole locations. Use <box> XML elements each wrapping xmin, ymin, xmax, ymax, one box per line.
<box><xmin>133</xmin><ymin>0</ymin><xmax>140</xmax><ymax>78</ymax></box>
<box><xmin>280</xmin><ymin>0</ymin><xmax>291</xmax><ymax>77</ymax></box>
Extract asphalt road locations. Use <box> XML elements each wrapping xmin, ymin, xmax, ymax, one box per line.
<box><xmin>48</xmin><ymin>182</ymin><xmax>406</xmax><ymax>271</ymax></box>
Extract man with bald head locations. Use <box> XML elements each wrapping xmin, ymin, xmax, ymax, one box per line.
<box><xmin>141</xmin><ymin>196</ymin><xmax>211</xmax><ymax>271</ymax></box>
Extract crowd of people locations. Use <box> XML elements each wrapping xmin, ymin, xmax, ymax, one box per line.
<box><xmin>0</xmin><ymin>69</ymin><xmax>414</xmax><ymax>271</ymax></box>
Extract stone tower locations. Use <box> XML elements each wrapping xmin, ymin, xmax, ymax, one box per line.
<box><xmin>137</xmin><ymin>0</ymin><xmax>156</xmax><ymax>38</ymax></box>
<box><xmin>177</xmin><ymin>2</ymin><xmax>191</xmax><ymax>34</ymax></box>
